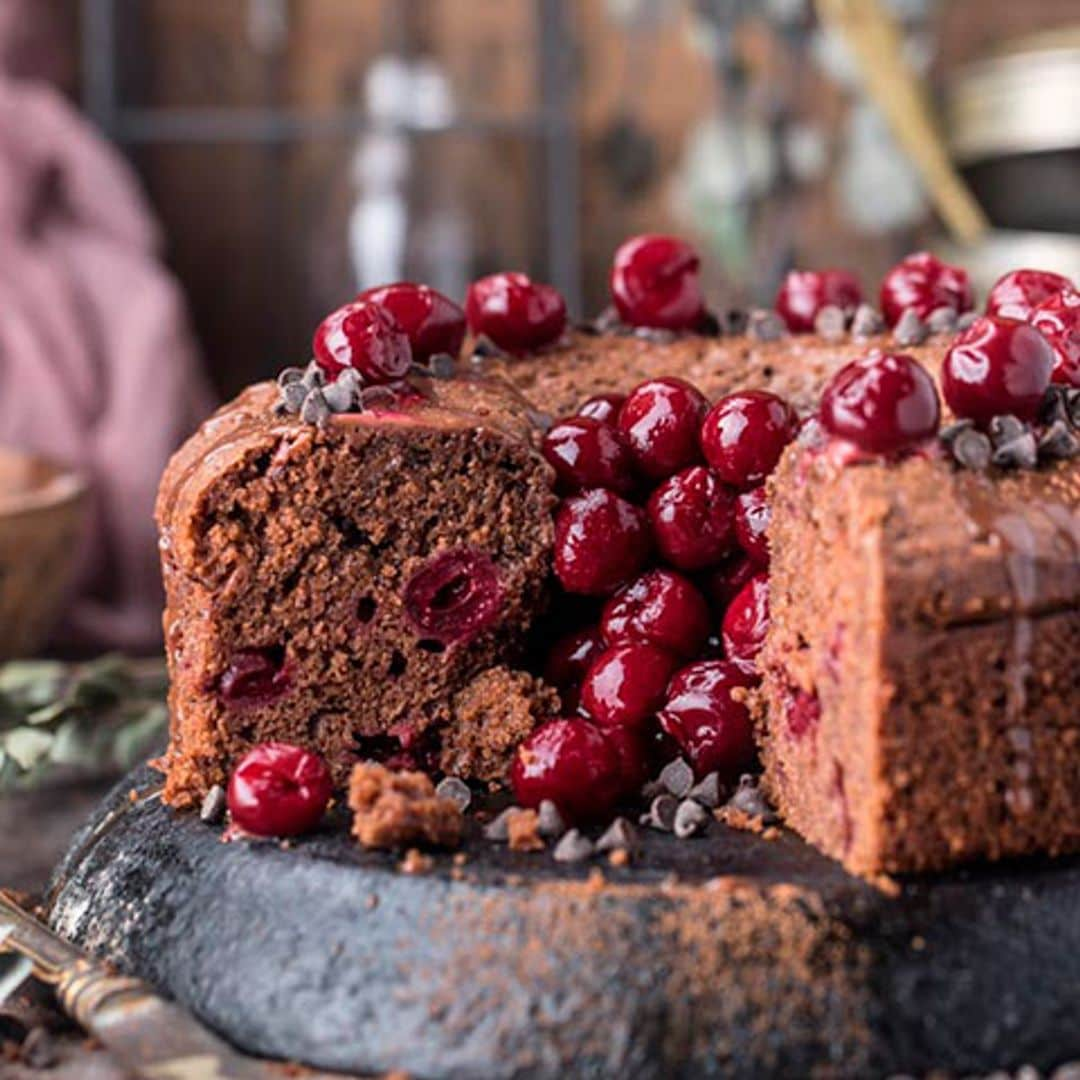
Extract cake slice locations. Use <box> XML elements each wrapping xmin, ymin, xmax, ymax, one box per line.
<box><xmin>758</xmin><ymin>443</ymin><xmax>1080</xmax><ymax>874</ymax></box>
<box><xmin>155</xmin><ymin>373</ymin><xmax>555</xmax><ymax>807</ymax></box>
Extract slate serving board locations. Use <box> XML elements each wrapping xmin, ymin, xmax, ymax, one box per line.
<box><xmin>46</xmin><ymin>765</ymin><xmax>1080</xmax><ymax>1079</ymax></box>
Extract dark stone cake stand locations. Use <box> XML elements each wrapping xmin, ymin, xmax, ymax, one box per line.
<box><xmin>47</xmin><ymin>766</ymin><xmax>1080</xmax><ymax>1079</ymax></box>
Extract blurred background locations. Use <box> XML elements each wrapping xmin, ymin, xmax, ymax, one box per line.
<box><xmin>1</xmin><ymin>0</ymin><xmax>1080</xmax><ymax>661</ymax></box>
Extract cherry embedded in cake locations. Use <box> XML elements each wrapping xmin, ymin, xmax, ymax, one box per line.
<box><xmin>774</xmin><ymin>269</ymin><xmax>863</xmax><ymax>333</ymax></box>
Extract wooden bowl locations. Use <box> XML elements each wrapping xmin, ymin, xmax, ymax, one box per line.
<box><xmin>0</xmin><ymin>448</ymin><xmax>87</xmax><ymax>658</ymax></box>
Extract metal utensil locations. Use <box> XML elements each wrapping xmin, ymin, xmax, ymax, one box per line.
<box><xmin>0</xmin><ymin>888</ymin><xmax>268</xmax><ymax>1080</ymax></box>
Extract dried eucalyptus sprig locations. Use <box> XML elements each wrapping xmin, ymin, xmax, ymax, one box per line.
<box><xmin>0</xmin><ymin>655</ymin><xmax>167</xmax><ymax>790</ymax></box>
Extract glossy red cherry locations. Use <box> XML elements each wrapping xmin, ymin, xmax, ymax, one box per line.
<box><xmin>602</xmin><ymin>724</ymin><xmax>652</xmax><ymax>794</ymax></box>
<box><xmin>820</xmin><ymin>351</ymin><xmax>940</xmax><ymax>454</ymax></box>
<box><xmin>942</xmin><ymin>316</ymin><xmax>1054</xmax><ymax>426</ymax></box>
<box><xmin>511</xmin><ymin>718</ymin><xmax>624</xmax><ymax>823</ymax></box>
<box><xmin>554</xmin><ymin>488</ymin><xmax>653</xmax><ymax>596</ymax></box>
<box><xmin>658</xmin><ymin>660</ymin><xmax>758</xmax><ymax>780</ymax></box>
<box><xmin>985</xmin><ymin>268</ymin><xmax>1072</xmax><ymax>321</ymax></box>
<box><xmin>700</xmin><ymin>390</ymin><xmax>798</xmax><ymax>489</ymax></box>
<box><xmin>601</xmin><ymin>569</ymin><xmax>710</xmax><ymax>659</ymax></box>
<box><xmin>227</xmin><ymin>742</ymin><xmax>333</xmax><ymax>837</ymax></box>
<box><xmin>721</xmin><ymin>572</ymin><xmax>770</xmax><ymax>662</ymax></box>
<box><xmin>774</xmin><ymin>269</ymin><xmax>863</xmax><ymax>333</ymax></box>
<box><xmin>313</xmin><ymin>300</ymin><xmax>412</xmax><ymax>384</ymax></box>
<box><xmin>403</xmin><ymin>549</ymin><xmax>503</xmax><ymax>645</ymax></box>
<box><xmin>618</xmin><ymin>377</ymin><xmax>708</xmax><ymax>479</ymax></box>
<box><xmin>1029</xmin><ymin>288</ymin><xmax>1080</xmax><ymax>387</ymax></box>
<box><xmin>610</xmin><ymin>234</ymin><xmax>705</xmax><ymax>331</ymax></box>
<box><xmin>357</xmin><ymin>282</ymin><xmax>466</xmax><ymax>363</ymax></box>
<box><xmin>543</xmin><ymin>626</ymin><xmax>606</xmax><ymax>710</ymax></box>
<box><xmin>465</xmin><ymin>271</ymin><xmax>566</xmax><ymax>353</ymax></box>
<box><xmin>579</xmin><ymin>643</ymin><xmax>677</xmax><ymax>732</ymax></box>
<box><xmin>879</xmin><ymin>252</ymin><xmax>974</xmax><ymax>327</ymax></box>
<box><xmin>647</xmin><ymin>465</ymin><xmax>737</xmax><ymax>571</ymax></box>
<box><xmin>219</xmin><ymin>648</ymin><xmax>291</xmax><ymax>708</ymax></box>
<box><xmin>699</xmin><ymin>553</ymin><xmax>758</xmax><ymax>613</ymax></box>
<box><xmin>542</xmin><ymin>417</ymin><xmax>637</xmax><ymax>495</ymax></box>
<box><xmin>734</xmin><ymin>486</ymin><xmax>770</xmax><ymax>566</ymax></box>
<box><xmin>577</xmin><ymin>393</ymin><xmax>626</xmax><ymax>426</ymax></box>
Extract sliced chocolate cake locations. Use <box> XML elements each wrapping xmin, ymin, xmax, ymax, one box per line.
<box><xmin>155</xmin><ymin>372</ymin><xmax>556</xmax><ymax>807</ymax></box>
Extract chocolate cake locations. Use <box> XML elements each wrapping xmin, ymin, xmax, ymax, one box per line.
<box><xmin>757</xmin><ymin>442</ymin><xmax>1080</xmax><ymax>874</ymax></box>
<box><xmin>154</xmin><ymin>372</ymin><xmax>555</xmax><ymax>807</ymax></box>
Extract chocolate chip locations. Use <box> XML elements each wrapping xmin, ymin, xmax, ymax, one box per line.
<box><xmin>993</xmin><ymin>431</ymin><xmax>1039</xmax><ymax>469</ymax></box>
<box><xmin>724</xmin><ymin>308</ymin><xmax>749</xmax><ymax>336</ymax></box>
<box><xmin>660</xmin><ymin>757</ymin><xmax>694</xmax><ymax>798</ymax></box>
<box><xmin>989</xmin><ymin>414</ymin><xmax>1026</xmax><ymax>447</ymax></box>
<box><xmin>471</xmin><ymin>335</ymin><xmax>505</xmax><ymax>359</ymax></box>
<box><xmin>726</xmin><ymin>774</ymin><xmax>779</xmax><ymax>823</ymax></box>
<box><xmin>748</xmin><ymin>309</ymin><xmax>785</xmax><ymax>342</ymax></box>
<box><xmin>633</xmin><ymin>325</ymin><xmax>677</xmax><ymax>344</ymax></box>
<box><xmin>552</xmin><ymin>828</ymin><xmax>594</xmax><ymax>863</ymax></box>
<box><xmin>688</xmin><ymin>772</ymin><xmax>721</xmax><ymax>809</ymax></box>
<box><xmin>1038</xmin><ymin>419</ymin><xmax>1079</xmax><ymax>461</ymax></box>
<box><xmin>673</xmin><ymin>798</ymin><xmax>709</xmax><ymax>839</ymax></box>
<box><xmin>528</xmin><ymin>409</ymin><xmax>554</xmax><ymax>433</ymax></box>
<box><xmin>200</xmin><ymin>784</ymin><xmax>226</xmax><ymax>824</ymax></box>
<box><xmin>278</xmin><ymin>380</ymin><xmax>307</xmax><ymax>414</ymax></box>
<box><xmin>641</xmin><ymin>793</ymin><xmax>678</xmax><ymax>832</ymax></box>
<box><xmin>893</xmin><ymin>308</ymin><xmax>928</xmax><ymax>347</ymax></box>
<box><xmin>323</xmin><ymin>370</ymin><xmax>361</xmax><ymax>414</ymax></box>
<box><xmin>927</xmin><ymin>305</ymin><xmax>958</xmax><ymax>334</ymax></box>
<box><xmin>1067</xmin><ymin>388</ymin><xmax>1080</xmax><ymax>428</ymax></box>
<box><xmin>951</xmin><ymin>428</ymin><xmax>992</xmax><ymax>470</ymax></box>
<box><xmin>814</xmin><ymin>304</ymin><xmax>847</xmax><ymax>342</ymax></box>
<box><xmin>939</xmin><ymin>418</ymin><xmax>974</xmax><ymax>443</ymax></box>
<box><xmin>301</xmin><ymin>361</ymin><xmax>326</xmax><ymax>389</ymax></box>
<box><xmin>595</xmin><ymin>816</ymin><xmax>638</xmax><ymax>854</ymax></box>
<box><xmin>1040</xmin><ymin>385</ymin><xmax>1070</xmax><ymax>426</ymax></box>
<box><xmin>277</xmin><ymin>366</ymin><xmax>306</xmax><ymax>387</ymax></box>
<box><xmin>698</xmin><ymin>310</ymin><xmax>722</xmax><ymax>337</ymax></box>
<box><xmin>536</xmin><ymin>799</ymin><xmax>566</xmax><ymax>839</ymax></box>
<box><xmin>429</xmin><ymin>352</ymin><xmax>457</xmax><ymax>379</ymax></box>
<box><xmin>300</xmin><ymin>386</ymin><xmax>331</xmax><ymax>426</ymax></box>
<box><xmin>435</xmin><ymin>776</ymin><xmax>472</xmax><ymax>812</ymax></box>
<box><xmin>850</xmin><ymin>303</ymin><xmax>885</xmax><ymax>339</ymax></box>
<box><xmin>956</xmin><ymin>310</ymin><xmax>978</xmax><ymax>331</ymax></box>
<box><xmin>483</xmin><ymin>807</ymin><xmax>515</xmax><ymax>841</ymax></box>
<box><xmin>591</xmin><ymin>306</ymin><xmax>623</xmax><ymax>334</ymax></box>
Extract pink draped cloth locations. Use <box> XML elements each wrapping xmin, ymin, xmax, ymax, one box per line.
<box><xmin>0</xmin><ymin>75</ymin><xmax>216</xmax><ymax>653</ymax></box>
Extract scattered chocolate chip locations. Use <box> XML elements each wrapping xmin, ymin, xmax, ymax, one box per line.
<box><xmin>553</xmin><ymin>828</ymin><xmax>594</xmax><ymax>863</ymax></box>
<box><xmin>527</xmin><ymin>409</ymin><xmax>554</xmax><ymax>433</ymax></box>
<box><xmin>939</xmin><ymin>418</ymin><xmax>974</xmax><ymax>443</ymax></box>
<box><xmin>748</xmin><ymin>309</ymin><xmax>785</xmax><ymax>342</ymax></box>
<box><xmin>576</xmin><ymin>319</ymin><xmax>601</xmax><ymax>336</ymax></box>
<box><xmin>698</xmin><ymin>310</ymin><xmax>722</xmax><ymax>337</ymax></box>
<box><xmin>927</xmin><ymin>305</ymin><xmax>958</xmax><ymax>334</ymax></box>
<box><xmin>1067</xmin><ymin>388</ymin><xmax>1080</xmax><ymax>428</ymax></box>
<box><xmin>992</xmin><ymin>431</ymin><xmax>1038</xmax><ymax>468</ymax></box>
<box><xmin>300</xmin><ymin>386</ymin><xmax>331</xmax><ymax>426</ymax></box>
<box><xmin>323</xmin><ymin>370</ymin><xmax>361</xmax><ymax>414</ymax></box>
<box><xmin>633</xmin><ymin>325</ymin><xmax>677</xmax><ymax>345</ymax></box>
<box><xmin>989</xmin><ymin>414</ymin><xmax>1027</xmax><ymax>447</ymax></box>
<box><xmin>435</xmin><ymin>776</ymin><xmax>472</xmax><ymax>812</ymax></box>
<box><xmin>483</xmin><ymin>807</ymin><xmax>515</xmax><ymax>842</ymax></box>
<box><xmin>724</xmin><ymin>308</ymin><xmax>749</xmax><ymax>336</ymax></box>
<box><xmin>674</xmin><ymin>798</ymin><xmax>709</xmax><ymax>839</ymax></box>
<box><xmin>1040</xmin><ymin>385</ymin><xmax>1070</xmax><ymax>426</ymax></box>
<box><xmin>641</xmin><ymin>793</ymin><xmax>678</xmax><ymax>832</ymax></box>
<box><xmin>277</xmin><ymin>366</ymin><xmax>306</xmax><ymax>387</ymax></box>
<box><xmin>1038</xmin><ymin>419</ymin><xmax>1079</xmax><ymax>461</ymax></box>
<box><xmin>893</xmin><ymin>307</ymin><xmax>928</xmax><ymax>347</ymax></box>
<box><xmin>591</xmin><ymin>306</ymin><xmax>623</xmax><ymax>334</ymax></box>
<box><xmin>595</xmin><ymin>816</ymin><xmax>638</xmax><ymax>854</ymax></box>
<box><xmin>955</xmin><ymin>311</ymin><xmax>978</xmax><ymax>331</ymax></box>
<box><xmin>301</xmin><ymin>361</ymin><xmax>326</xmax><ymax>390</ymax></box>
<box><xmin>278</xmin><ymin>380</ymin><xmax>307</xmax><ymax>414</ymax></box>
<box><xmin>429</xmin><ymin>352</ymin><xmax>457</xmax><ymax>379</ymax></box>
<box><xmin>814</xmin><ymin>304</ymin><xmax>847</xmax><ymax>342</ymax></box>
<box><xmin>951</xmin><ymin>428</ymin><xmax>992</xmax><ymax>470</ymax></box>
<box><xmin>688</xmin><ymin>772</ymin><xmax>721</xmax><ymax>809</ymax></box>
<box><xmin>659</xmin><ymin>757</ymin><xmax>694</xmax><ymax>798</ymax></box>
<box><xmin>726</xmin><ymin>774</ymin><xmax>780</xmax><ymax>824</ymax></box>
<box><xmin>536</xmin><ymin>799</ymin><xmax>567</xmax><ymax>839</ymax></box>
<box><xmin>200</xmin><ymin>784</ymin><xmax>227</xmax><ymax>825</ymax></box>
<box><xmin>850</xmin><ymin>303</ymin><xmax>885</xmax><ymax>339</ymax></box>
<box><xmin>471</xmin><ymin>335</ymin><xmax>505</xmax><ymax>359</ymax></box>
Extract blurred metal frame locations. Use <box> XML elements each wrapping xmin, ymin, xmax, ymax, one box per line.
<box><xmin>78</xmin><ymin>0</ymin><xmax>583</xmax><ymax>312</ymax></box>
